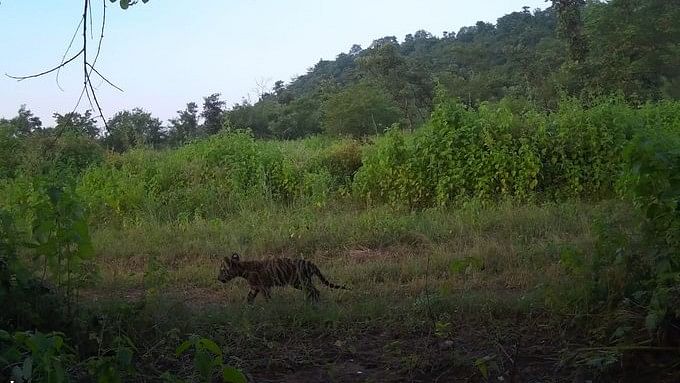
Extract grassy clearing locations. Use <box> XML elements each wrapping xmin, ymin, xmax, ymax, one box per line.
<box><xmin>91</xmin><ymin>200</ymin><xmax>600</xmax><ymax>296</ymax></box>
<box><xmin>76</xmin><ymin>200</ymin><xmax>646</xmax><ymax>381</ymax></box>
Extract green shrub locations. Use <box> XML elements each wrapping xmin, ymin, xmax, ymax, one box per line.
<box><xmin>78</xmin><ymin>132</ymin><xmax>362</xmax><ymax>223</ymax></box>
<box><xmin>318</xmin><ymin>140</ymin><xmax>363</xmax><ymax>183</ymax></box>
<box><xmin>619</xmin><ymin>131</ymin><xmax>680</xmax><ymax>332</ymax></box>
<box><xmin>354</xmin><ymin>97</ymin><xmax>680</xmax><ymax>208</ymax></box>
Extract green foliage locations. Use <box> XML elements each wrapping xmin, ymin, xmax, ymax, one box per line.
<box><xmin>619</xmin><ymin>130</ymin><xmax>680</xmax><ymax>331</ymax></box>
<box><xmin>1</xmin><ymin>329</ymin><xmax>138</xmax><ymax>383</ymax></box>
<box><xmin>0</xmin><ymin>330</ymin><xmax>74</xmax><ymax>383</ymax></box>
<box><xmin>54</xmin><ymin>111</ymin><xmax>99</xmax><ymax>140</ymax></box>
<box><xmin>0</xmin><ymin>121</ymin><xmax>23</xmax><ymax>179</ymax></box>
<box><xmin>318</xmin><ymin>140</ymin><xmax>363</xmax><ymax>184</ymax></box>
<box><xmin>0</xmin><ymin>118</ymin><xmax>103</xmax><ymax>184</ymax></box>
<box><xmin>201</xmin><ymin>93</ymin><xmax>227</xmax><ymax>136</ymax></box>
<box><xmin>473</xmin><ymin>355</ymin><xmax>500</xmax><ymax>382</ymax></box>
<box><xmin>268</xmin><ymin>96</ymin><xmax>322</xmax><ymax>139</ymax></box>
<box><xmin>212</xmin><ymin>0</ymin><xmax>678</xmax><ymax>138</ymax></box>
<box><xmin>322</xmin><ymin>81</ymin><xmax>402</xmax><ymax>137</ymax></box>
<box><xmin>355</xmin><ymin>97</ymin><xmax>678</xmax><ymax>207</ymax></box>
<box><xmin>167</xmin><ymin>102</ymin><xmax>201</xmax><ymax>146</ymax></box>
<box><xmin>84</xmin><ymin>335</ymin><xmax>136</xmax><ymax>383</ymax></box>
<box><xmin>1</xmin><ymin>205</ymin><xmax>71</xmax><ymax>331</ymax></box>
<box><xmin>2</xmin><ymin>186</ymin><xmax>168</xmax><ymax>382</ymax></box>
<box><xmin>582</xmin><ymin>0</ymin><xmax>680</xmax><ymax>100</ymax></box>
<box><xmin>0</xmin><ymin>209</ymin><xmax>37</xmax><ymax>329</ymax></box>
<box><xmin>78</xmin><ymin>132</ymin><xmax>362</xmax><ymax>222</ymax></box>
<box><xmin>557</xmin><ymin>123</ymin><xmax>680</xmax><ymax>343</ymax></box>
<box><xmin>552</xmin><ymin>0</ymin><xmax>587</xmax><ymax>62</ymax></box>
<box><xmin>31</xmin><ymin>184</ymin><xmax>95</xmax><ymax>302</ymax></box>
<box><xmin>227</xmin><ymin>99</ymin><xmax>280</xmax><ymax>138</ymax></box>
<box><xmin>175</xmin><ymin>335</ymin><xmax>246</xmax><ymax>383</ymax></box>
<box><xmin>103</xmin><ymin>108</ymin><xmax>164</xmax><ymax>152</ymax></box>
<box><xmin>0</xmin><ymin>105</ymin><xmax>43</xmax><ymax>137</ymax></box>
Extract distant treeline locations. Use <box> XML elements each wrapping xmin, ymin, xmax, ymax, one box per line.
<box><xmin>1</xmin><ymin>0</ymin><xmax>678</xmax><ymax>151</ymax></box>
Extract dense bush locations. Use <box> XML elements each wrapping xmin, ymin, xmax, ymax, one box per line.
<box><xmin>614</xmin><ymin>130</ymin><xmax>680</xmax><ymax>333</ymax></box>
<box><xmin>322</xmin><ymin>81</ymin><xmax>402</xmax><ymax>137</ymax></box>
<box><xmin>354</xmin><ymin>97</ymin><xmax>680</xmax><ymax>207</ymax></box>
<box><xmin>4</xmin><ymin>98</ymin><xmax>679</xmax><ymax>226</ymax></box>
<box><xmin>77</xmin><ymin>132</ymin><xmax>363</xmax><ymax>222</ymax></box>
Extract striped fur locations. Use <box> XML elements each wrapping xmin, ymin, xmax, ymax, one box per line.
<box><xmin>217</xmin><ymin>253</ymin><xmax>348</xmax><ymax>303</ymax></box>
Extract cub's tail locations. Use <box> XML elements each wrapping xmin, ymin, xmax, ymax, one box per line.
<box><xmin>312</xmin><ymin>264</ymin><xmax>349</xmax><ymax>290</ymax></box>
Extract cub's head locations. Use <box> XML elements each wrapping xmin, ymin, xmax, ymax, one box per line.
<box><xmin>217</xmin><ymin>252</ymin><xmax>242</xmax><ymax>283</ymax></box>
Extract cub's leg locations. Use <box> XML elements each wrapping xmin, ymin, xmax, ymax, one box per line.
<box><xmin>247</xmin><ymin>288</ymin><xmax>259</xmax><ymax>304</ymax></box>
<box><xmin>303</xmin><ymin>279</ymin><xmax>320</xmax><ymax>302</ymax></box>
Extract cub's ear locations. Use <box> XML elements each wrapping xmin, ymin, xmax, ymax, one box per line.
<box><xmin>231</xmin><ymin>252</ymin><xmax>241</xmax><ymax>262</ymax></box>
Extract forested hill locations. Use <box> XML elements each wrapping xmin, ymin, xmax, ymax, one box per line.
<box><xmin>229</xmin><ymin>7</ymin><xmax>561</xmax><ymax>139</ymax></box>
<box><xmin>228</xmin><ymin>1</ymin><xmax>679</xmax><ymax>139</ymax></box>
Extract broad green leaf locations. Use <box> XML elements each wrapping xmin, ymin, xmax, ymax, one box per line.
<box><xmin>198</xmin><ymin>338</ymin><xmax>222</xmax><ymax>357</ymax></box>
<box><xmin>175</xmin><ymin>340</ymin><xmax>192</xmax><ymax>356</ymax></box>
<box><xmin>222</xmin><ymin>366</ymin><xmax>247</xmax><ymax>383</ymax></box>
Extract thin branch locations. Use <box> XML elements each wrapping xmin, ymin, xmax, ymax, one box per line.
<box><xmin>82</xmin><ymin>0</ymin><xmax>108</xmax><ymax>130</ymax></box>
<box><xmin>6</xmin><ymin>49</ymin><xmax>84</xmax><ymax>80</ymax></box>
<box><xmin>72</xmin><ymin>85</ymin><xmax>88</xmax><ymax>114</ymax></box>
<box><xmin>84</xmin><ymin>80</ymin><xmax>97</xmax><ymax>119</ymax></box>
<box><xmin>87</xmin><ymin>72</ymin><xmax>109</xmax><ymax>130</ymax></box>
<box><xmin>87</xmin><ymin>63</ymin><xmax>123</xmax><ymax>92</ymax></box>
<box><xmin>81</xmin><ymin>0</ymin><xmax>102</xmax><ymax>129</ymax></box>
<box><xmin>82</xmin><ymin>0</ymin><xmax>109</xmax><ymax>130</ymax></box>
<box><xmin>83</xmin><ymin>0</ymin><xmax>88</xmax><ymax>92</ymax></box>
<box><xmin>88</xmin><ymin>0</ymin><xmax>94</xmax><ymax>40</ymax></box>
<box><xmin>56</xmin><ymin>16</ymin><xmax>84</xmax><ymax>91</ymax></box>
<box><xmin>88</xmin><ymin>0</ymin><xmax>106</xmax><ymax>75</ymax></box>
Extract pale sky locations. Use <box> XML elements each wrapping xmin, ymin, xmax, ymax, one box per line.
<box><xmin>0</xmin><ymin>0</ymin><xmax>547</xmax><ymax>125</ymax></box>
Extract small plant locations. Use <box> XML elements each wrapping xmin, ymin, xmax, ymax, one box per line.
<box><xmin>143</xmin><ymin>254</ymin><xmax>169</xmax><ymax>299</ymax></box>
<box><xmin>175</xmin><ymin>335</ymin><xmax>247</xmax><ymax>383</ymax></box>
<box><xmin>473</xmin><ymin>354</ymin><xmax>499</xmax><ymax>382</ymax></box>
<box><xmin>30</xmin><ymin>182</ymin><xmax>95</xmax><ymax>314</ymax></box>
<box><xmin>85</xmin><ymin>335</ymin><xmax>137</xmax><ymax>383</ymax></box>
<box><xmin>449</xmin><ymin>256</ymin><xmax>484</xmax><ymax>276</ymax></box>
<box><xmin>434</xmin><ymin>320</ymin><xmax>453</xmax><ymax>339</ymax></box>
<box><xmin>0</xmin><ymin>330</ymin><xmax>75</xmax><ymax>383</ymax></box>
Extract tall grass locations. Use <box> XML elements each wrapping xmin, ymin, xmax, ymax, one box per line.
<box><xmin>77</xmin><ymin>133</ymin><xmax>362</xmax><ymax>223</ymax></box>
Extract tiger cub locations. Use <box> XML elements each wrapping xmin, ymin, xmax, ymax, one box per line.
<box><xmin>217</xmin><ymin>253</ymin><xmax>348</xmax><ymax>303</ymax></box>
